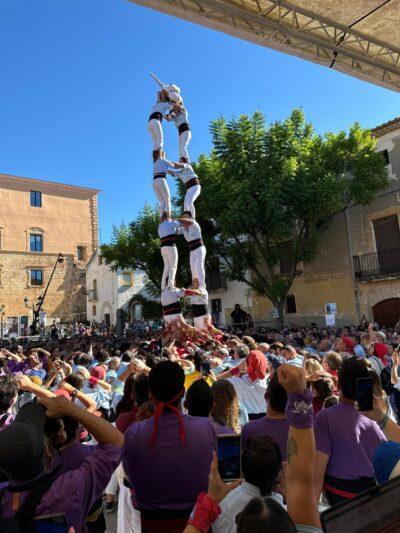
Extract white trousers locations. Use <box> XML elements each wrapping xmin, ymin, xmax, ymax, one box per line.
<box><xmin>153</xmin><ymin>178</ymin><xmax>170</xmax><ymax>216</ymax></box>
<box><xmin>116</xmin><ymin>464</ymin><xmax>141</xmax><ymax>533</ymax></box>
<box><xmin>194</xmin><ymin>314</ymin><xmax>209</xmax><ymax>330</ymax></box>
<box><xmin>190</xmin><ymin>245</ymin><xmax>206</xmax><ymax>288</ymax></box>
<box><xmin>179</xmin><ymin>130</ymin><xmax>192</xmax><ymax>160</ymax></box>
<box><xmin>148</xmin><ymin>118</ymin><xmax>163</xmax><ymax>150</ymax></box>
<box><xmin>164</xmin><ymin>312</ymin><xmax>184</xmax><ymax>325</ymax></box>
<box><xmin>184</xmin><ymin>184</ymin><xmax>201</xmax><ymax>218</ymax></box>
<box><xmin>161</xmin><ymin>246</ymin><xmax>178</xmax><ymax>290</ymax></box>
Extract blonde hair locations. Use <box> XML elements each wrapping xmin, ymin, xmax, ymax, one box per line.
<box><xmin>304</xmin><ymin>359</ymin><xmax>323</xmax><ymax>374</ymax></box>
<box><xmin>211</xmin><ymin>380</ymin><xmax>241</xmax><ymax>434</ymax></box>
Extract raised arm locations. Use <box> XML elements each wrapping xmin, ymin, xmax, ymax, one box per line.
<box><xmin>16</xmin><ymin>374</ymin><xmax>57</xmax><ymax>400</ymax></box>
<box><xmin>361</xmin><ymin>395</ymin><xmax>400</xmax><ymax>443</ymax></box>
<box><xmin>277</xmin><ymin>364</ymin><xmax>321</xmax><ymax>529</ymax></box>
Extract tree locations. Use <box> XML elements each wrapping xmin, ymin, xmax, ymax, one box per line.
<box><xmin>189</xmin><ymin>109</ymin><xmax>389</xmax><ymax>327</ymax></box>
<box><xmin>128</xmin><ymin>293</ymin><xmax>163</xmax><ymax>320</ymax></box>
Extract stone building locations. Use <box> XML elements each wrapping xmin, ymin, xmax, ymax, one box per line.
<box><xmin>0</xmin><ymin>173</ymin><xmax>99</xmax><ymax>334</ymax></box>
<box><xmin>86</xmin><ymin>249</ymin><xmax>149</xmax><ymax>327</ymax></box>
<box><xmin>211</xmin><ymin>117</ymin><xmax>400</xmax><ymax>327</ymax></box>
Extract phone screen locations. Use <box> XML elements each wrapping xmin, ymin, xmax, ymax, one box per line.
<box><xmin>356</xmin><ymin>377</ymin><xmax>373</xmax><ymax>411</ymax></box>
<box><xmin>217</xmin><ymin>435</ymin><xmax>241</xmax><ymax>481</ymax></box>
<box><xmin>34</xmin><ymin>514</ymin><xmax>67</xmax><ymax>533</ymax></box>
<box><xmin>201</xmin><ymin>361</ymin><xmax>211</xmax><ymax>375</ymax></box>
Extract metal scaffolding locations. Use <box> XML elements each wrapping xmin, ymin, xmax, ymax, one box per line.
<box><xmin>128</xmin><ymin>0</ymin><xmax>400</xmax><ymax>92</ymax></box>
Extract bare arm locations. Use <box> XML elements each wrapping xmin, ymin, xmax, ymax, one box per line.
<box><xmin>1</xmin><ymin>349</ymin><xmax>22</xmax><ymax>362</ymax></box>
<box><xmin>39</xmin><ymin>396</ymin><xmax>124</xmax><ymax>447</ymax></box>
<box><xmin>59</xmin><ymin>382</ymin><xmax>97</xmax><ymax>413</ymax></box>
<box><xmin>314</xmin><ymin>450</ymin><xmax>329</xmax><ymax>501</ymax></box>
<box><xmin>16</xmin><ymin>375</ymin><xmax>56</xmax><ymax>399</ymax></box>
<box><xmin>361</xmin><ymin>396</ymin><xmax>400</xmax><ymax>443</ymax></box>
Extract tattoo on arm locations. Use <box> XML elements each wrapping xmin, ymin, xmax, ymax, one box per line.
<box><xmin>287</xmin><ymin>436</ymin><xmax>298</xmax><ymax>463</ymax></box>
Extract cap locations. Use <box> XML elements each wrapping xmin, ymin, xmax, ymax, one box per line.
<box><xmin>90</xmin><ymin>366</ymin><xmax>106</xmax><ymax>380</ymax></box>
<box><xmin>373</xmin><ymin>441</ymin><xmax>400</xmax><ymax>484</ymax></box>
<box><xmin>0</xmin><ymin>402</ymin><xmax>46</xmax><ymax>481</ymax></box>
<box><xmin>54</xmin><ymin>388</ymin><xmax>72</xmax><ymax>401</ymax></box>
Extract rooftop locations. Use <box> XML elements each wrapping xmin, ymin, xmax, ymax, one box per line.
<box><xmin>371</xmin><ymin>116</ymin><xmax>400</xmax><ymax>138</ymax></box>
<box><xmin>0</xmin><ymin>173</ymin><xmax>100</xmax><ymax>198</ymax></box>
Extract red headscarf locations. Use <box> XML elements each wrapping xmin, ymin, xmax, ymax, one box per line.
<box><xmin>150</xmin><ymin>389</ymin><xmax>185</xmax><ymax>448</ymax></box>
<box><xmin>246</xmin><ymin>350</ymin><xmax>268</xmax><ymax>382</ymax></box>
<box><xmin>374</xmin><ymin>342</ymin><xmax>389</xmax><ymax>366</ymax></box>
<box><xmin>90</xmin><ymin>366</ymin><xmax>106</xmax><ymax>380</ymax></box>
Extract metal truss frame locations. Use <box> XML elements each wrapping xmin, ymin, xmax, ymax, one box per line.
<box><xmin>128</xmin><ymin>0</ymin><xmax>400</xmax><ymax>92</ymax></box>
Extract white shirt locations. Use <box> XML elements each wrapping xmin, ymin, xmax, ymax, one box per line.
<box><xmin>153</xmin><ymin>157</ymin><xmax>182</xmax><ymax>177</ymax></box>
<box><xmin>158</xmin><ymin>220</ymin><xmax>180</xmax><ymax>238</ymax></box>
<box><xmin>151</xmin><ymin>101</ymin><xmax>172</xmax><ymax>117</ymax></box>
<box><xmin>227</xmin><ymin>375</ymin><xmax>268</xmax><ymax>415</ymax></box>
<box><xmin>182</xmin><ymin>220</ymin><xmax>202</xmax><ymax>242</ymax></box>
<box><xmin>160</xmin><ymin>287</ymin><xmax>185</xmax><ymax>307</ymax></box>
<box><xmin>190</xmin><ymin>288</ymin><xmax>208</xmax><ymax>306</ymax></box>
<box><xmin>179</xmin><ymin>163</ymin><xmax>198</xmax><ymax>185</ymax></box>
<box><xmin>172</xmin><ymin>106</ymin><xmax>189</xmax><ymax>127</ymax></box>
<box><xmin>212</xmin><ymin>482</ymin><xmax>284</xmax><ymax>533</ymax></box>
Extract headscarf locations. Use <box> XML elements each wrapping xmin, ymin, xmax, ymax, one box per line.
<box><xmin>374</xmin><ymin>342</ymin><xmax>389</xmax><ymax>366</ymax></box>
<box><xmin>246</xmin><ymin>350</ymin><xmax>268</xmax><ymax>382</ymax></box>
<box><xmin>150</xmin><ymin>389</ymin><xmax>185</xmax><ymax>449</ymax></box>
<box><xmin>90</xmin><ymin>366</ymin><xmax>106</xmax><ymax>380</ymax></box>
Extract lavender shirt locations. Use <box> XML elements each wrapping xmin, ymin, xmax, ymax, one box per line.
<box><xmin>1</xmin><ymin>442</ymin><xmax>121</xmax><ymax>533</ymax></box>
<box><xmin>123</xmin><ymin>412</ymin><xmax>217</xmax><ymax>511</ymax></box>
<box><xmin>59</xmin><ymin>442</ymin><xmax>96</xmax><ymax>474</ymax></box>
<box><xmin>314</xmin><ymin>402</ymin><xmax>386</xmax><ymax>479</ymax></box>
<box><xmin>241</xmin><ymin>417</ymin><xmax>289</xmax><ymax>459</ymax></box>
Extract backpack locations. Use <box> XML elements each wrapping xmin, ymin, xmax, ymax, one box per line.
<box><xmin>0</xmin><ymin>468</ymin><xmax>61</xmax><ymax>532</ymax></box>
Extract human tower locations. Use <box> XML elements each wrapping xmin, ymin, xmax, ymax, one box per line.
<box><xmin>147</xmin><ymin>75</ymin><xmax>219</xmax><ymax>342</ymax></box>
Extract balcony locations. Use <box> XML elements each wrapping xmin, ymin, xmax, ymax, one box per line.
<box><xmin>206</xmin><ymin>272</ymin><xmax>228</xmax><ymax>291</ymax></box>
<box><xmin>87</xmin><ymin>289</ymin><xmax>98</xmax><ymax>301</ymax></box>
<box><xmin>353</xmin><ymin>248</ymin><xmax>400</xmax><ymax>281</ymax></box>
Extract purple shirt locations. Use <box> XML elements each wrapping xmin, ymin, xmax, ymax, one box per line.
<box><xmin>123</xmin><ymin>413</ymin><xmax>217</xmax><ymax>511</ymax></box>
<box><xmin>314</xmin><ymin>402</ymin><xmax>386</xmax><ymax>479</ymax></box>
<box><xmin>59</xmin><ymin>442</ymin><xmax>96</xmax><ymax>474</ymax></box>
<box><xmin>241</xmin><ymin>417</ymin><xmax>289</xmax><ymax>459</ymax></box>
<box><xmin>1</xmin><ymin>442</ymin><xmax>121</xmax><ymax>532</ymax></box>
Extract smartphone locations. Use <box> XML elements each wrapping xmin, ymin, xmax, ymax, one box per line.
<box><xmin>217</xmin><ymin>434</ymin><xmax>241</xmax><ymax>481</ymax></box>
<box><xmin>201</xmin><ymin>361</ymin><xmax>211</xmax><ymax>375</ymax></box>
<box><xmin>356</xmin><ymin>377</ymin><xmax>373</xmax><ymax>411</ymax></box>
<box><xmin>34</xmin><ymin>513</ymin><xmax>67</xmax><ymax>533</ymax></box>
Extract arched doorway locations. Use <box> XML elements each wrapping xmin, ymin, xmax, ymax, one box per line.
<box><xmin>130</xmin><ymin>302</ymin><xmax>143</xmax><ymax>323</ymax></box>
<box><xmin>373</xmin><ymin>298</ymin><xmax>400</xmax><ymax>327</ymax></box>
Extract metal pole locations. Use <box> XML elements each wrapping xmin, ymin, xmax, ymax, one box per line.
<box><xmin>30</xmin><ymin>253</ymin><xmax>63</xmax><ymax>335</ymax></box>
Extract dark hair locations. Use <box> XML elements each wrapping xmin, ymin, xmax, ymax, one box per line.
<box><xmin>265</xmin><ymin>372</ymin><xmax>287</xmax><ymax>413</ymax></box>
<box><xmin>323</xmin><ymin>395</ymin><xmax>338</xmax><ymax>409</ymax></box>
<box><xmin>121</xmin><ymin>351</ymin><xmax>133</xmax><ymax>363</ymax></box>
<box><xmin>77</xmin><ymin>353</ymin><xmax>92</xmax><ymax>368</ymax></box>
<box><xmin>0</xmin><ymin>376</ymin><xmax>18</xmax><ymax>412</ymax></box>
<box><xmin>242</xmin><ymin>436</ymin><xmax>282</xmax><ymax>496</ymax></box>
<box><xmin>133</xmin><ymin>373</ymin><xmax>150</xmax><ymax>407</ymax></box>
<box><xmin>119</xmin><ymin>341</ymin><xmax>132</xmax><ymax>354</ymax></box>
<box><xmin>312</xmin><ymin>378</ymin><xmax>334</xmax><ymax>402</ymax></box>
<box><xmin>96</xmin><ymin>349</ymin><xmax>109</xmax><ymax>364</ymax></box>
<box><xmin>338</xmin><ymin>356</ymin><xmax>371</xmax><ymax>400</ymax></box>
<box><xmin>236</xmin><ymin>497</ymin><xmax>296</xmax><ymax>533</ymax></box>
<box><xmin>185</xmin><ymin>380</ymin><xmax>214</xmax><ymax>417</ymax></box>
<box><xmin>189</xmin><ymin>350</ymin><xmax>207</xmax><ymax>372</ymax></box>
<box><xmin>182</xmin><ymin>210</ymin><xmax>192</xmax><ymax>217</ymax></box>
<box><xmin>66</xmin><ymin>373</ymin><xmax>84</xmax><ymax>391</ymax></box>
<box><xmin>148</xmin><ymin>360</ymin><xmax>184</xmax><ymax>404</ymax></box>
<box><xmin>116</xmin><ymin>374</ymin><xmax>135</xmax><ymax>417</ymax></box>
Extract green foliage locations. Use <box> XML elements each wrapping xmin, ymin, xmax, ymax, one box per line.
<box><xmin>186</xmin><ymin>109</ymin><xmax>388</xmax><ymax>324</ymax></box>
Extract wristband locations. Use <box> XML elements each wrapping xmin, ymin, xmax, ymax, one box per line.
<box><xmin>187</xmin><ymin>492</ymin><xmax>221</xmax><ymax>532</ymax></box>
<box><xmin>89</xmin><ymin>376</ymin><xmax>99</xmax><ymax>386</ymax></box>
<box><xmin>379</xmin><ymin>410</ymin><xmax>390</xmax><ymax>431</ymax></box>
<box><xmin>286</xmin><ymin>390</ymin><xmax>314</xmax><ymax>429</ymax></box>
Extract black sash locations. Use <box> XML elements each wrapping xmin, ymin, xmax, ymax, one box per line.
<box><xmin>186</xmin><ymin>178</ymin><xmax>200</xmax><ymax>190</ymax></box>
<box><xmin>153</xmin><ymin>173</ymin><xmax>166</xmax><ymax>180</ymax></box>
<box><xmin>178</xmin><ymin>122</ymin><xmax>190</xmax><ymax>135</ymax></box>
<box><xmin>324</xmin><ymin>474</ymin><xmax>376</xmax><ymax>506</ymax></box>
<box><xmin>163</xmin><ymin>302</ymin><xmax>182</xmax><ymax>316</ymax></box>
<box><xmin>160</xmin><ymin>234</ymin><xmax>176</xmax><ymax>247</ymax></box>
<box><xmin>188</xmin><ymin>238</ymin><xmax>203</xmax><ymax>251</ymax></box>
<box><xmin>149</xmin><ymin>112</ymin><xmax>163</xmax><ymax>122</ymax></box>
<box><xmin>191</xmin><ymin>304</ymin><xmax>208</xmax><ymax>317</ymax></box>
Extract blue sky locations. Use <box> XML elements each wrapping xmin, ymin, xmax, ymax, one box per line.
<box><xmin>1</xmin><ymin>0</ymin><xmax>400</xmax><ymax>243</ymax></box>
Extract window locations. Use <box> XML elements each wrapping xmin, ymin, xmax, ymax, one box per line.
<box><xmin>378</xmin><ymin>149</ymin><xmax>390</xmax><ymax>166</ymax></box>
<box><xmin>30</xmin><ymin>190</ymin><xmax>42</xmax><ymax>207</ymax></box>
<box><xmin>98</xmin><ymin>255</ymin><xmax>102</xmax><ymax>265</ymax></box>
<box><xmin>286</xmin><ymin>295</ymin><xmax>297</xmax><ymax>314</ymax></box>
<box><xmin>373</xmin><ymin>215</ymin><xmax>400</xmax><ymax>252</ymax></box>
<box><xmin>120</xmin><ymin>272</ymin><xmax>133</xmax><ymax>287</ymax></box>
<box><xmin>77</xmin><ymin>246</ymin><xmax>86</xmax><ymax>261</ymax></box>
<box><xmin>30</xmin><ymin>270</ymin><xmax>43</xmax><ymax>286</ymax></box>
<box><xmin>30</xmin><ymin>234</ymin><xmax>43</xmax><ymax>252</ymax></box>
<box><xmin>92</xmin><ymin>305</ymin><xmax>97</xmax><ymax>316</ymax></box>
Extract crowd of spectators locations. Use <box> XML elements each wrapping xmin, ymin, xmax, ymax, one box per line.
<box><xmin>0</xmin><ymin>317</ymin><xmax>400</xmax><ymax>531</ymax></box>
